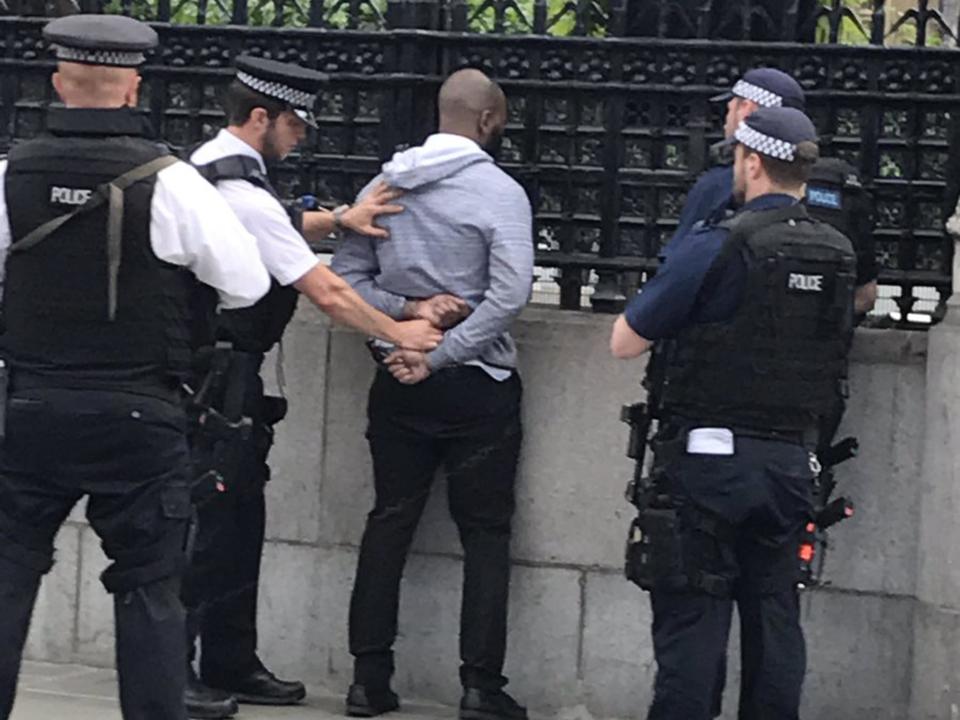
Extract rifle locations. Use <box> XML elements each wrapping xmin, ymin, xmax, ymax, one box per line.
<box><xmin>798</xmin><ymin>436</ymin><xmax>858</xmax><ymax>589</ymax></box>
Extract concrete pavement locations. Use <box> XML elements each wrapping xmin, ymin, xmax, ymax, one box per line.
<box><xmin>11</xmin><ymin>661</ymin><xmax>452</xmax><ymax>720</ymax></box>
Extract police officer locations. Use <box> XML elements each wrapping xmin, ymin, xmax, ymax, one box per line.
<box><xmin>182</xmin><ymin>56</ymin><xmax>441</xmax><ymax>719</ymax></box>
<box><xmin>805</xmin><ymin>157</ymin><xmax>879</xmax><ymax>315</ymax></box>
<box><xmin>674</xmin><ymin>68</ymin><xmax>878</xmax><ymax>315</ymax></box>
<box><xmin>671</xmin><ymin>68</ymin><xmax>806</xmax><ymax>244</ymax></box>
<box><xmin>610</xmin><ymin>108</ymin><xmax>856</xmax><ymax>720</ymax></box>
<box><xmin>0</xmin><ymin>14</ymin><xmax>271</xmax><ymax>720</ymax></box>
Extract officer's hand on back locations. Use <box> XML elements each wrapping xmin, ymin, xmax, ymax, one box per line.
<box><xmin>406</xmin><ymin>294</ymin><xmax>471</xmax><ymax>329</ymax></box>
<box><xmin>342</xmin><ymin>182</ymin><xmax>404</xmax><ymax>239</ymax></box>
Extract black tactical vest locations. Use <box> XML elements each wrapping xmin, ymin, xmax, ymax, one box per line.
<box><xmin>660</xmin><ymin>204</ymin><xmax>857</xmax><ymax>434</ymax></box>
<box><xmin>1</xmin><ymin>107</ymin><xmax>205</xmax><ymax>393</ymax></box>
<box><xmin>192</xmin><ymin>154</ymin><xmax>300</xmax><ymax>355</ymax></box>
<box><xmin>804</xmin><ymin>158</ymin><xmax>877</xmax><ymax>286</ymax></box>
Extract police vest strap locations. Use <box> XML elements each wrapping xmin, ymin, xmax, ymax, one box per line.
<box><xmin>10</xmin><ymin>154</ymin><xmax>179</xmax><ymax>322</ymax></box>
<box><xmin>702</xmin><ymin>204</ymin><xmax>812</xmax><ymax>292</ymax></box>
<box><xmin>718</xmin><ymin>203</ymin><xmax>811</xmax><ymax>237</ymax></box>
<box><xmin>194</xmin><ymin>154</ymin><xmax>277</xmax><ymax>198</ymax></box>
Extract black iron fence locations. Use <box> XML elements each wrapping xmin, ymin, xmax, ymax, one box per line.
<box><xmin>2</xmin><ymin>0</ymin><xmax>960</xmax><ymax>318</ymax></box>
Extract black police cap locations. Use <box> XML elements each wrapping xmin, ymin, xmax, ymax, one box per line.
<box><xmin>235</xmin><ymin>55</ymin><xmax>329</xmax><ymax>129</ymax></box>
<box><xmin>711</xmin><ymin>67</ymin><xmax>806</xmax><ymax>111</ymax></box>
<box><xmin>725</xmin><ymin>107</ymin><xmax>819</xmax><ymax>163</ymax></box>
<box><xmin>43</xmin><ymin>14</ymin><xmax>157</xmax><ymax>68</ymax></box>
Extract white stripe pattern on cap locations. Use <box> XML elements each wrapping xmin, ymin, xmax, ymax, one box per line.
<box><xmin>732</xmin><ymin>79</ymin><xmax>782</xmax><ymax>108</ymax></box>
<box><xmin>55</xmin><ymin>44</ymin><xmax>145</xmax><ymax>66</ymax></box>
<box><xmin>237</xmin><ymin>71</ymin><xmax>313</xmax><ymax>109</ymax></box>
<box><xmin>734</xmin><ymin>121</ymin><xmax>796</xmax><ymax>161</ymax></box>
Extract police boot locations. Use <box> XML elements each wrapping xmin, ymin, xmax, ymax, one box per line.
<box><xmin>185</xmin><ymin>666</ymin><xmax>238</xmax><ymax>719</ymax></box>
<box><xmin>460</xmin><ymin>688</ymin><xmax>528</xmax><ymax>720</ymax></box>
<box><xmin>209</xmin><ymin>663</ymin><xmax>307</xmax><ymax>706</ymax></box>
<box><xmin>346</xmin><ymin>683</ymin><xmax>400</xmax><ymax>717</ymax></box>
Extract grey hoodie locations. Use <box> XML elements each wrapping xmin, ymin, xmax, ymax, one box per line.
<box><xmin>331</xmin><ymin>133</ymin><xmax>534</xmax><ymax>372</ymax></box>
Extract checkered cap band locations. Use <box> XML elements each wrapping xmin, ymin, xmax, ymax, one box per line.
<box><xmin>734</xmin><ymin>122</ymin><xmax>796</xmax><ymax>161</ymax></box>
<box><xmin>732</xmin><ymin>79</ymin><xmax>783</xmax><ymax>108</ymax></box>
<box><xmin>237</xmin><ymin>71</ymin><xmax>313</xmax><ymax>110</ymax></box>
<box><xmin>54</xmin><ymin>44</ymin><xmax>145</xmax><ymax>67</ymax></box>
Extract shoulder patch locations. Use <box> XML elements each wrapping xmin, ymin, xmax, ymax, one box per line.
<box><xmin>806</xmin><ymin>185</ymin><xmax>843</xmax><ymax>210</ymax></box>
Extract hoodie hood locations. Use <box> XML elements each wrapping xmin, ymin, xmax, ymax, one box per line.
<box><xmin>383</xmin><ymin>133</ymin><xmax>491</xmax><ymax>190</ymax></box>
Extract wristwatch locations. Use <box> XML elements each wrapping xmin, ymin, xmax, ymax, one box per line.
<box><xmin>332</xmin><ymin>204</ymin><xmax>350</xmax><ymax>234</ymax></box>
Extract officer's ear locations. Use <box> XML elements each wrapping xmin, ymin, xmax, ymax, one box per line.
<box><xmin>51</xmin><ymin>71</ymin><xmax>64</xmax><ymax>102</ymax></box>
<box><xmin>124</xmin><ymin>74</ymin><xmax>141</xmax><ymax>109</ymax></box>
<box><xmin>746</xmin><ymin>150</ymin><xmax>764</xmax><ymax>181</ymax></box>
<box><xmin>249</xmin><ymin>107</ymin><xmax>271</xmax><ymax>132</ymax></box>
<box><xmin>739</xmin><ymin>99</ymin><xmax>760</xmax><ymax>124</ymax></box>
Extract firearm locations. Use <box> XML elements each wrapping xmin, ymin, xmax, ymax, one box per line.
<box><xmin>184</xmin><ymin>342</ymin><xmax>254</xmax><ymax>507</ymax></box>
<box><xmin>621</xmin><ymin>342</ymin><xmax>669</xmax><ymax>508</ymax></box>
<box><xmin>798</xmin><ymin>436</ymin><xmax>858</xmax><ymax>589</ymax></box>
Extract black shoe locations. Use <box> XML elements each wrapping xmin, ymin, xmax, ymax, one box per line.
<box><xmin>459</xmin><ymin>688</ymin><xmax>528</xmax><ymax>720</ymax></box>
<box><xmin>185</xmin><ymin>672</ymin><xmax>238</xmax><ymax>720</ymax></box>
<box><xmin>346</xmin><ymin>683</ymin><xmax>400</xmax><ymax>717</ymax></box>
<box><xmin>209</xmin><ymin>667</ymin><xmax>307</xmax><ymax>706</ymax></box>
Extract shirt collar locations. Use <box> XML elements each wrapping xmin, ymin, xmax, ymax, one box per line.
<box><xmin>741</xmin><ymin>193</ymin><xmax>799</xmax><ymax>212</ymax></box>
<box><xmin>216</xmin><ymin>128</ymin><xmax>267</xmax><ymax>173</ymax></box>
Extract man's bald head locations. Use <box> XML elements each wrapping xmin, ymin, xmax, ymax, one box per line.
<box><xmin>52</xmin><ymin>61</ymin><xmax>141</xmax><ymax>109</ymax></box>
<box><xmin>437</xmin><ymin>69</ymin><xmax>507</xmax><ymax>156</ymax></box>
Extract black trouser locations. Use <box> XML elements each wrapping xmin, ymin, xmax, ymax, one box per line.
<box><xmin>643</xmin><ymin>432</ymin><xmax>814</xmax><ymax>720</ymax></box>
<box><xmin>181</xmin><ymin>355</ymin><xmax>278</xmax><ymax>683</ymax></box>
<box><xmin>349</xmin><ymin>368</ymin><xmax>523</xmax><ymax>692</ymax></box>
<box><xmin>0</xmin><ymin>386</ymin><xmax>191</xmax><ymax>720</ymax></box>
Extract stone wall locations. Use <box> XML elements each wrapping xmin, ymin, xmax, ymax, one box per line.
<box><xmin>23</xmin><ymin>306</ymin><xmax>932</xmax><ymax>719</ymax></box>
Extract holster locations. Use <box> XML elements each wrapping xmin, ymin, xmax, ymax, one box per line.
<box><xmin>624</xmin><ymin>427</ymin><xmax>736</xmax><ymax>597</ymax></box>
<box><xmin>187</xmin><ymin>345</ymin><xmax>263</xmax><ymax>502</ymax></box>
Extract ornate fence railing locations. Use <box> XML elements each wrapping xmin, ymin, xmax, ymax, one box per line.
<box><xmin>2</xmin><ymin>0</ymin><xmax>959</xmax><ymax>319</ymax></box>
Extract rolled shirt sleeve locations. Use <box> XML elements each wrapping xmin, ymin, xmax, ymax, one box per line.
<box><xmin>151</xmin><ymin>161</ymin><xmax>270</xmax><ymax>309</ymax></box>
<box><xmin>214</xmin><ymin>179</ymin><xmax>321</xmax><ymax>287</ymax></box>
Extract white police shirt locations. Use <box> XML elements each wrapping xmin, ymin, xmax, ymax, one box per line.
<box><xmin>190</xmin><ymin>129</ymin><xmax>320</xmax><ymax>287</ymax></box>
<box><xmin>0</xmin><ymin>158</ymin><xmax>270</xmax><ymax>309</ymax></box>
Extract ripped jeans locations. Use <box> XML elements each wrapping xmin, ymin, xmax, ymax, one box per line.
<box><xmin>349</xmin><ymin>368</ymin><xmax>522</xmax><ymax>692</ymax></box>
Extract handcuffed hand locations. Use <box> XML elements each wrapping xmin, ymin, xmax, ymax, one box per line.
<box><xmin>407</xmin><ymin>294</ymin><xmax>471</xmax><ymax>330</ymax></box>
<box><xmin>385</xmin><ymin>349</ymin><xmax>432</xmax><ymax>385</ymax></box>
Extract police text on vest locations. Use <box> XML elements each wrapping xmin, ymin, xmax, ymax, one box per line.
<box><xmin>50</xmin><ymin>187</ymin><xmax>93</xmax><ymax>205</ymax></box>
<box><xmin>787</xmin><ymin>273</ymin><xmax>824</xmax><ymax>292</ymax></box>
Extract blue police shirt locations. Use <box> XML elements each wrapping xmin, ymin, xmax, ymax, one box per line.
<box><xmin>624</xmin><ymin>193</ymin><xmax>800</xmax><ymax>340</ymax></box>
<box><xmin>670</xmin><ymin>164</ymin><xmax>734</xmax><ymax>244</ymax></box>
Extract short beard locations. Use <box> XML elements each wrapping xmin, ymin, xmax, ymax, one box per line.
<box><xmin>262</xmin><ymin>118</ymin><xmax>283</xmax><ymax>161</ymax></box>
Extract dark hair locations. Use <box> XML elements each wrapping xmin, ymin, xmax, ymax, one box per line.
<box><xmin>757</xmin><ymin>140</ymin><xmax>819</xmax><ymax>187</ymax></box>
<box><xmin>223</xmin><ymin>80</ymin><xmax>286</xmax><ymax>126</ymax></box>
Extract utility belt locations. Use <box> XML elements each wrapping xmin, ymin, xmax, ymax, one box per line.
<box><xmin>185</xmin><ymin>343</ymin><xmax>288</xmax><ymax>505</ymax></box>
<box><xmin>0</xmin><ymin>361</ymin><xmax>187</xmax><ymax>444</ymax></box>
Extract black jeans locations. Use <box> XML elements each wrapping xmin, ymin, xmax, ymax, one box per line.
<box><xmin>349</xmin><ymin>367</ymin><xmax>523</xmax><ymax>692</ymax></box>
<box><xmin>182</xmin><ymin>358</ymin><xmax>275</xmax><ymax>683</ymax></box>
<box><xmin>645</xmin><ymin>434</ymin><xmax>814</xmax><ymax>720</ymax></box>
<box><xmin>0</xmin><ymin>386</ymin><xmax>191</xmax><ymax>720</ymax></box>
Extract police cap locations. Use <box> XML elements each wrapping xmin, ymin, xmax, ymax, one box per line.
<box><xmin>43</xmin><ymin>14</ymin><xmax>157</xmax><ymax>68</ymax></box>
<box><xmin>727</xmin><ymin>107</ymin><xmax>818</xmax><ymax>163</ymax></box>
<box><xmin>235</xmin><ymin>55</ymin><xmax>328</xmax><ymax>129</ymax></box>
<box><xmin>711</xmin><ymin>67</ymin><xmax>806</xmax><ymax>111</ymax></box>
